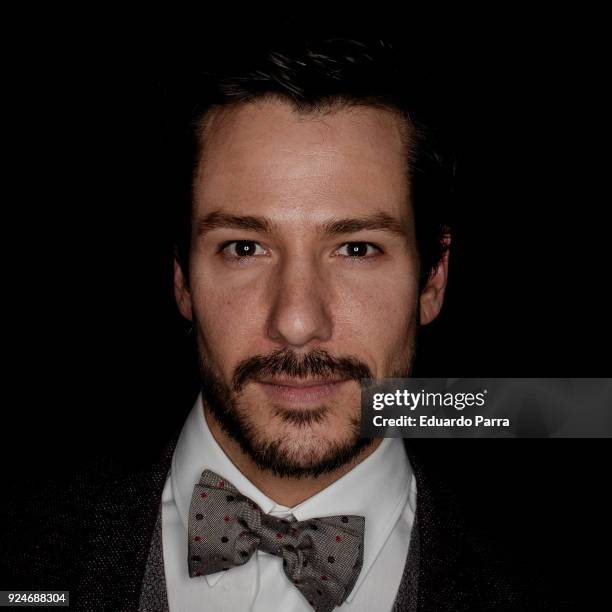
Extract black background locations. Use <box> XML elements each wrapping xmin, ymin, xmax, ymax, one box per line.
<box><xmin>4</xmin><ymin>8</ymin><xmax>610</xmax><ymax>607</ymax></box>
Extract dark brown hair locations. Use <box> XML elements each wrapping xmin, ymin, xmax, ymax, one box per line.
<box><xmin>165</xmin><ymin>33</ymin><xmax>454</xmax><ymax>288</ymax></box>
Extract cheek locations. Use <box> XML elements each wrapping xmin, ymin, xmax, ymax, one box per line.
<box><xmin>189</xmin><ymin>271</ymin><xmax>269</xmax><ymax>375</ymax></box>
<box><xmin>332</xmin><ymin>269</ymin><xmax>418</xmax><ymax>369</ymax></box>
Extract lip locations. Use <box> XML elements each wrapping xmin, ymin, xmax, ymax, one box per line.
<box><xmin>256</xmin><ymin>378</ymin><xmax>351</xmax><ymax>406</ymax></box>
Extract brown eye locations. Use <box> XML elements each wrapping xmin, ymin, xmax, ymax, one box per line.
<box><xmin>336</xmin><ymin>242</ymin><xmax>380</xmax><ymax>257</ymax></box>
<box><xmin>223</xmin><ymin>241</ymin><xmax>266</xmax><ymax>257</ymax></box>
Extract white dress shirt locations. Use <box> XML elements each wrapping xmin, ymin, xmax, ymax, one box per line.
<box><xmin>161</xmin><ymin>394</ymin><xmax>417</xmax><ymax>611</ymax></box>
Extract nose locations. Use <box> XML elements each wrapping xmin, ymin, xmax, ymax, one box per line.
<box><xmin>266</xmin><ymin>256</ymin><xmax>333</xmax><ymax>348</ymax></box>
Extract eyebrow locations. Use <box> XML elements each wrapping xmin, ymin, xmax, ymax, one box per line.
<box><xmin>195</xmin><ymin>212</ymin><xmax>274</xmax><ymax>237</ymax></box>
<box><xmin>195</xmin><ymin>210</ymin><xmax>408</xmax><ymax>239</ymax></box>
<box><xmin>321</xmin><ymin>212</ymin><xmax>408</xmax><ymax>238</ymax></box>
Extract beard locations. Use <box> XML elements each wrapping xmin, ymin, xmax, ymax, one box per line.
<box><xmin>197</xmin><ymin>343</ymin><xmax>414</xmax><ymax>478</ymax></box>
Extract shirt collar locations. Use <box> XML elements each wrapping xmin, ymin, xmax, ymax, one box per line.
<box><xmin>171</xmin><ymin>393</ymin><xmax>414</xmax><ymax>597</ymax></box>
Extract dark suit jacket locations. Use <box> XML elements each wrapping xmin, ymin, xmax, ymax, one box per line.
<box><xmin>1</xmin><ymin>433</ymin><xmax>552</xmax><ymax>611</ymax></box>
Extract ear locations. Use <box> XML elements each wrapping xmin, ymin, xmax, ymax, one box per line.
<box><xmin>174</xmin><ymin>258</ymin><xmax>193</xmax><ymax>322</ymax></box>
<box><xmin>419</xmin><ymin>234</ymin><xmax>451</xmax><ymax>326</ymax></box>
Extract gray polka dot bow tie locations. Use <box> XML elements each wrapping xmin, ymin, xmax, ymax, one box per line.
<box><xmin>188</xmin><ymin>469</ymin><xmax>365</xmax><ymax>612</ymax></box>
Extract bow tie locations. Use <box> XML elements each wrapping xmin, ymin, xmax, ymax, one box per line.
<box><xmin>188</xmin><ymin>469</ymin><xmax>365</xmax><ymax>612</ymax></box>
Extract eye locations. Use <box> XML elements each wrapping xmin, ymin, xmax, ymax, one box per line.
<box><xmin>221</xmin><ymin>240</ymin><xmax>267</xmax><ymax>259</ymax></box>
<box><xmin>335</xmin><ymin>242</ymin><xmax>381</xmax><ymax>258</ymax></box>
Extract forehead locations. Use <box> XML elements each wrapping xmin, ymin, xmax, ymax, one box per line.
<box><xmin>193</xmin><ymin>98</ymin><xmax>411</xmax><ymax>222</ymax></box>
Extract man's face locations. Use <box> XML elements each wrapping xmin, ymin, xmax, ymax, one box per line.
<box><xmin>175</xmin><ymin>98</ymin><xmax>445</xmax><ymax>476</ymax></box>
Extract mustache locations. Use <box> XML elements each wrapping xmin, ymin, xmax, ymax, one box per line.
<box><xmin>232</xmin><ymin>347</ymin><xmax>373</xmax><ymax>392</ymax></box>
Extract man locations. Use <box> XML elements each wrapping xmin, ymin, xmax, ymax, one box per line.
<box><xmin>1</xmin><ymin>34</ymin><xmax>537</xmax><ymax>611</ymax></box>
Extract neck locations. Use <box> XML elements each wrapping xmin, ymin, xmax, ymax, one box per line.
<box><xmin>204</xmin><ymin>406</ymin><xmax>382</xmax><ymax>507</ymax></box>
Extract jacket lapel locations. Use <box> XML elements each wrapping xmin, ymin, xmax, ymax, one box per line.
<box><xmin>138</xmin><ymin>503</ymin><xmax>170</xmax><ymax>612</ymax></box>
<box><xmin>74</xmin><ymin>432</ymin><xmax>179</xmax><ymax>612</ymax></box>
<box><xmin>405</xmin><ymin>443</ymin><xmax>468</xmax><ymax>611</ymax></box>
<box><xmin>405</xmin><ymin>442</ymin><xmax>523</xmax><ymax>611</ymax></box>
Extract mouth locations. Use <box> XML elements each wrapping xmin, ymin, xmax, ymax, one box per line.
<box><xmin>255</xmin><ymin>377</ymin><xmax>352</xmax><ymax>406</ymax></box>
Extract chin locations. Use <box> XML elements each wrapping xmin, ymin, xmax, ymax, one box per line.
<box><xmin>243</xmin><ymin>413</ymin><xmax>370</xmax><ymax>478</ymax></box>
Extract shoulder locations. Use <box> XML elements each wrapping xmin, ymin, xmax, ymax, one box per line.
<box><xmin>1</xmin><ymin>457</ymin><xmax>130</xmax><ymax>589</ymax></box>
<box><xmin>405</xmin><ymin>443</ymin><xmax>564</xmax><ymax>611</ymax></box>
